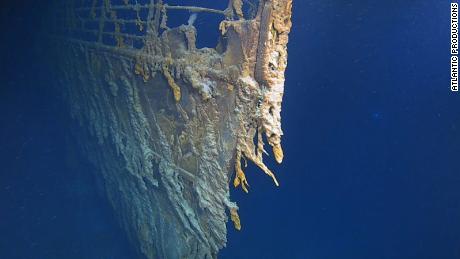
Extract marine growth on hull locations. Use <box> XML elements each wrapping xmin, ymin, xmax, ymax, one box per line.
<box><xmin>51</xmin><ymin>0</ymin><xmax>292</xmax><ymax>258</ymax></box>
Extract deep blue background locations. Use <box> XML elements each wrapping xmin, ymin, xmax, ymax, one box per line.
<box><xmin>1</xmin><ymin>1</ymin><xmax>459</xmax><ymax>259</ymax></box>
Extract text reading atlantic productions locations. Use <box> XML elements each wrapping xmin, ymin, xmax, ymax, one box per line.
<box><xmin>452</xmin><ymin>3</ymin><xmax>459</xmax><ymax>91</ymax></box>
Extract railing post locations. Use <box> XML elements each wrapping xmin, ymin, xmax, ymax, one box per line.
<box><xmin>98</xmin><ymin>0</ymin><xmax>106</xmax><ymax>43</ymax></box>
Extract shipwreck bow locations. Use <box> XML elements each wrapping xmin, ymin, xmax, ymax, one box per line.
<box><xmin>51</xmin><ymin>0</ymin><xmax>292</xmax><ymax>258</ymax></box>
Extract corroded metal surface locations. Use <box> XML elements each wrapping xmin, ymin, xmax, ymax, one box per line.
<box><xmin>53</xmin><ymin>0</ymin><xmax>292</xmax><ymax>258</ymax></box>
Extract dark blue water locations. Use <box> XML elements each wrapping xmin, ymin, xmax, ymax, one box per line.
<box><xmin>0</xmin><ymin>2</ymin><xmax>137</xmax><ymax>258</ymax></box>
<box><xmin>1</xmin><ymin>1</ymin><xmax>459</xmax><ymax>259</ymax></box>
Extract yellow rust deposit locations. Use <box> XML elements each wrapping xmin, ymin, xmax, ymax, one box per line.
<box><xmin>134</xmin><ymin>62</ymin><xmax>150</xmax><ymax>82</ymax></box>
<box><xmin>134</xmin><ymin>59</ymin><xmax>180</xmax><ymax>102</ymax></box>
<box><xmin>233</xmin><ymin>151</ymin><xmax>249</xmax><ymax>193</ymax></box>
<box><xmin>232</xmin><ymin>0</ymin><xmax>244</xmax><ymax>19</ymax></box>
<box><xmin>230</xmin><ymin>208</ymin><xmax>241</xmax><ymax>231</ymax></box>
<box><xmin>273</xmin><ymin>144</ymin><xmax>284</xmax><ymax>164</ymax></box>
<box><xmin>162</xmin><ymin>64</ymin><xmax>181</xmax><ymax>102</ymax></box>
